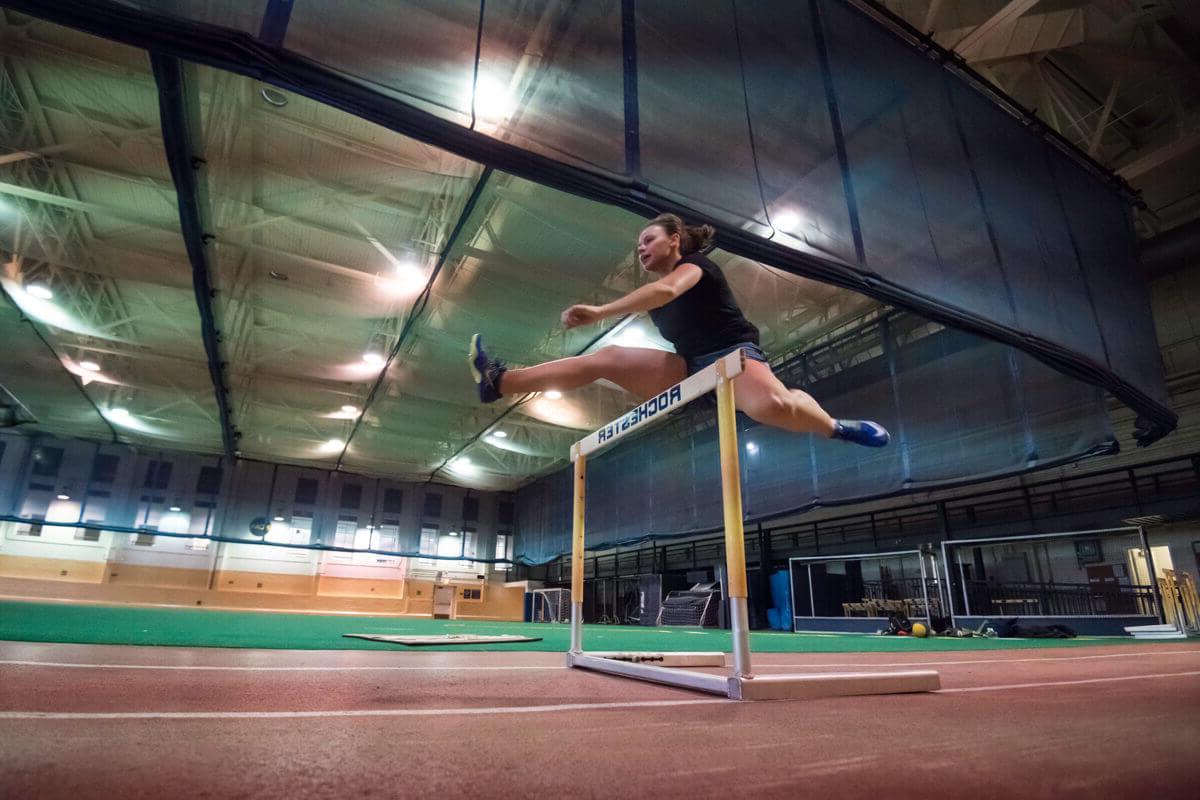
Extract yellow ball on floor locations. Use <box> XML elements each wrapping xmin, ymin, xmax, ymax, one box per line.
<box><xmin>911</xmin><ymin>622</ymin><xmax>928</xmax><ymax>638</ymax></box>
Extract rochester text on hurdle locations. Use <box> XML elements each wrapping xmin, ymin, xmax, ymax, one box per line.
<box><xmin>596</xmin><ymin>385</ymin><xmax>683</xmax><ymax>443</ymax></box>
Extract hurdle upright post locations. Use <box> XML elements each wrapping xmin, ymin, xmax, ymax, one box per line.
<box><xmin>564</xmin><ymin>349</ymin><xmax>939</xmax><ymax>700</ymax></box>
<box><xmin>569</xmin><ymin>445</ymin><xmax>585</xmax><ymax>654</ymax></box>
<box><xmin>715</xmin><ymin>354</ymin><xmax>752</xmax><ymax>678</ymax></box>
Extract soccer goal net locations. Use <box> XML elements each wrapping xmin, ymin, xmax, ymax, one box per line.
<box><xmin>530</xmin><ymin>587</ymin><xmax>571</xmax><ymax>623</ymax></box>
<box><xmin>657</xmin><ymin>583</ymin><xmax>720</xmax><ymax>627</ymax></box>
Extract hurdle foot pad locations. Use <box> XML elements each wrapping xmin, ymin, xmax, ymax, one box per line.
<box><xmin>584</xmin><ymin>651</ymin><xmax>726</xmax><ymax>667</ymax></box>
<box><xmin>730</xmin><ymin>669</ymin><xmax>940</xmax><ymax>700</ymax></box>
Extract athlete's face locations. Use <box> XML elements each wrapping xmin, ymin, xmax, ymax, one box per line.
<box><xmin>636</xmin><ymin>225</ymin><xmax>680</xmax><ymax>274</ymax></box>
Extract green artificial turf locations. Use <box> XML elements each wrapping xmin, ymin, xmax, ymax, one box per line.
<box><xmin>0</xmin><ymin>600</ymin><xmax>1149</xmax><ymax>652</ymax></box>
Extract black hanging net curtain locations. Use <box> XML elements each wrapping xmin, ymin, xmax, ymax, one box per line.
<box><xmin>12</xmin><ymin>0</ymin><xmax>1175</xmax><ymax>564</ymax></box>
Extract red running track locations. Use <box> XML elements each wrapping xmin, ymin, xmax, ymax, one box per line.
<box><xmin>2</xmin><ymin>640</ymin><xmax>1199</xmax><ymax>799</ymax></box>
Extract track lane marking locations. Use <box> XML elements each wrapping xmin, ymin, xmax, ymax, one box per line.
<box><xmin>937</xmin><ymin>670</ymin><xmax>1200</xmax><ymax>693</ymax></box>
<box><xmin>0</xmin><ymin>698</ymin><xmax>729</xmax><ymax>720</ymax></box>
<box><xmin>0</xmin><ymin>660</ymin><xmax>564</xmax><ymax>671</ymax></box>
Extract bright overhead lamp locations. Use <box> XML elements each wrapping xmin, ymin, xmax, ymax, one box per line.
<box><xmin>490</xmin><ymin>430</ymin><xmax>507</xmax><ymax>439</ymax></box>
<box><xmin>272</xmin><ymin>515</ymin><xmax>285</xmax><ymax>522</ymax></box>
<box><xmin>260</xmin><ymin>87</ymin><xmax>288</xmax><ymax>107</ymax></box>
<box><xmin>773</xmin><ymin>210</ymin><xmax>802</xmax><ymax>232</ymax></box>
<box><xmin>79</xmin><ymin>361</ymin><xmax>100</xmax><ymax>372</ymax></box>
<box><xmin>362</xmin><ymin>352</ymin><xmax>384</xmax><ymax>365</ymax></box>
<box><xmin>25</xmin><ymin>284</ymin><xmax>53</xmax><ymax>300</ymax></box>
<box><xmin>745</xmin><ymin>441</ymin><xmax>758</xmax><ymax>454</ymax></box>
<box><xmin>449</xmin><ymin>457</ymin><xmax>478</xmax><ymax>476</ymax></box>
<box><xmin>544</xmin><ymin>390</ymin><xmax>562</xmax><ymax>400</ymax></box>
<box><xmin>341</xmin><ymin>405</ymin><xmax>359</xmax><ymax>415</ymax></box>
<box><xmin>107</xmin><ymin>408</ymin><xmax>131</xmax><ymax>420</ymax></box>
<box><xmin>320</xmin><ymin>438</ymin><xmax>345</xmax><ymax>453</ymax></box>
<box><xmin>168</xmin><ymin>505</ymin><xmax>182</xmax><ymax>512</ymax></box>
<box><xmin>56</xmin><ymin>493</ymin><xmax>71</xmax><ymax>501</ymax></box>
<box><xmin>467</xmin><ymin>74</ymin><xmax>515</xmax><ymax>121</ymax></box>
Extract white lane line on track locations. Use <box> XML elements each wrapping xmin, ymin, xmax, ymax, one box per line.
<box><xmin>750</xmin><ymin>649</ymin><xmax>1200</xmax><ymax>669</ymax></box>
<box><xmin>937</xmin><ymin>670</ymin><xmax>1200</xmax><ymax>693</ymax></box>
<box><xmin>3</xmin><ymin>649</ymin><xmax>1196</xmax><ymax>673</ymax></box>
<box><xmin>0</xmin><ymin>698</ymin><xmax>730</xmax><ymax>720</ymax></box>
<box><xmin>0</xmin><ymin>660</ymin><xmax>564</xmax><ymax>671</ymax></box>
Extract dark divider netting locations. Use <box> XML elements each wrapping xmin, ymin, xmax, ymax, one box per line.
<box><xmin>515</xmin><ymin>312</ymin><xmax>1116</xmax><ymax>564</ymax></box>
<box><xmin>45</xmin><ymin>0</ymin><xmax>1175</xmax><ymax>440</ymax></box>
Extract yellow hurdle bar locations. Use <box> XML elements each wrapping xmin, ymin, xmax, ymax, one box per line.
<box><xmin>569</xmin><ymin>451</ymin><xmax>586</xmax><ymax>654</ymax></box>
<box><xmin>714</xmin><ymin>355</ymin><xmax>752</xmax><ymax>678</ymax></box>
<box><xmin>565</xmin><ymin>349</ymin><xmax>940</xmax><ymax>700</ymax></box>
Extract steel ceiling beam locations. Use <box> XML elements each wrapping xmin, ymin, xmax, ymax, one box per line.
<box><xmin>149</xmin><ymin>54</ymin><xmax>239</xmax><ymax>462</ymax></box>
<box><xmin>2</xmin><ymin>0</ymin><xmax>1178</xmax><ymax>445</ymax></box>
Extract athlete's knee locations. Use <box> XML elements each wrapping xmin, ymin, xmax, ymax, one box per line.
<box><xmin>741</xmin><ymin>390</ymin><xmax>787</xmax><ymax>421</ymax></box>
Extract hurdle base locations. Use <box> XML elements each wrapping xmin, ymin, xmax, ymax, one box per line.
<box><xmin>729</xmin><ymin>669</ymin><xmax>940</xmax><ymax>700</ymax></box>
<box><xmin>568</xmin><ymin>652</ymin><xmax>940</xmax><ymax>701</ymax></box>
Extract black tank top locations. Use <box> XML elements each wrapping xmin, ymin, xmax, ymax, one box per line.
<box><xmin>648</xmin><ymin>253</ymin><xmax>759</xmax><ymax>359</ymax></box>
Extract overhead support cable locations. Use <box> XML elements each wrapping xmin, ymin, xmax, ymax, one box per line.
<box><xmin>257</xmin><ymin>0</ymin><xmax>294</xmax><ymax>47</ymax></box>
<box><xmin>149</xmin><ymin>54</ymin><xmax>239</xmax><ymax>462</ymax></box>
<box><xmin>334</xmin><ymin>167</ymin><xmax>495</xmax><ymax>471</ymax></box>
<box><xmin>7</xmin><ymin>0</ymin><xmax>1176</xmax><ymax>444</ymax></box>
<box><xmin>0</xmin><ymin>284</ymin><xmax>118</xmax><ymax>439</ymax></box>
<box><xmin>426</xmin><ymin>318</ymin><xmax>627</xmax><ymax>485</ymax></box>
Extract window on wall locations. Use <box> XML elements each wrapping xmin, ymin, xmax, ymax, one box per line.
<box><xmin>340</xmin><ymin>483</ymin><xmax>363</xmax><ymax>510</ymax></box>
<box><xmin>374</xmin><ymin>523</ymin><xmax>400</xmax><ymax>553</ymax></box>
<box><xmin>143</xmin><ymin>460</ymin><xmax>172</xmax><ymax>490</ymax></box>
<box><xmin>195</xmin><ymin>466</ymin><xmax>222</xmax><ymax>495</ymax></box>
<box><xmin>422</xmin><ymin>492</ymin><xmax>442</xmax><ymax>518</ymax></box>
<box><xmin>434</xmin><ymin>527</ymin><xmax>481</xmax><ymax>572</ymax></box>
<box><xmin>75</xmin><ymin>527</ymin><xmax>102</xmax><ymax>542</ymax></box>
<box><xmin>419</xmin><ymin>525</ymin><xmax>438</xmax><ymax>554</ymax></box>
<box><xmin>90</xmin><ymin>453</ymin><xmax>119</xmax><ymax>484</ymax></box>
<box><xmin>294</xmin><ymin>477</ymin><xmax>318</xmax><ymax>505</ymax></box>
<box><xmin>333</xmin><ymin>516</ymin><xmax>358</xmax><ymax>549</ymax></box>
<box><xmin>269</xmin><ymin>514</ymin><xmax>312</xmax><ymax>545</ymax></box>
<box><xmin>382</xmin><ymin>488</ymin><xmax>403</xmax><ymax>514</ymax></box>
<box><xmin>462</xmin><ymin>496</ymin><xmax>479</xmax><ymax>522</ymax></box>
<box><xmin>494</xmin><ymin>532</ymin><xmax>512</xmax><ymax>572</ymax></box>
<box><xmin>31</xmin><ymin>447</ymin><xmax>64</xmax><ymax>478</ymax></box>
<box><xmin>418</xmin><ymin>524</ymin><xmax>439</xmax><ymax>567</ymax></box>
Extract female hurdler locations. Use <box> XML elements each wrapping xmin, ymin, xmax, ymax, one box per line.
<box><xmin>469</xmin><ymin>213</ymin><xmax>889</xmax><ymax>448</ymax></box>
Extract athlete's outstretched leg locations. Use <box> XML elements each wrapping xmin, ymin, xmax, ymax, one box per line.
<box><xmin>470</xmin><ymin>335</ymin><xmax>686</xmax><ymax>403</ymax></box>
<box><xmin>733</xmin><ymin>360</ymin><xmax>889</xmax><ymax>447</ymax></box>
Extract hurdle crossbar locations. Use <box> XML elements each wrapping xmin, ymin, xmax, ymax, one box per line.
<box><xmin>566</xmin><ymin>350</ymin><xmax>939</xmax><ymax>701</ymax></box>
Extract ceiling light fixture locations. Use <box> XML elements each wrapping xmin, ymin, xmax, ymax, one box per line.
<box><xmin>362</xmin><ymin>352</ymin><xmax>384</xmax><ymax>365</ymax></box>
<box><xmin>261</xmin><ymin>87</ymin><xmax>288</xmax><ymax>107</ymax></box>
<box><xmin>544</xmin><ymin>390</ymin><xmax>562</xmax><ymax>400</ymax></box>
<box><xmin>490</xmin><ymin>430</ymin><xmax>507</xmax><ymax>439</ymax></box>
<box><xmin>26</xmin><ymin>284</ymin><xmax>53</xmax><ymax>300</ymax></box>
<box><xmin>79</xmin><ymin>361</ymin><xmax>100</xmax><ymax>372</ymax></box>
<box><xmin>56</xmin><ymin>493</ymin><xmax>71</xmax><ymax>501</ymax></box>
<box><xmin>341</xmin><ymin>405</ymin><xmax>359</xmax><ymax>415</ymax></box>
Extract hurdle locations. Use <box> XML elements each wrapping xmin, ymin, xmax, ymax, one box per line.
<box><xmin>565</xmin><ymin>349</ymin><xmax>940</xmax><ymax>700</ymax></box>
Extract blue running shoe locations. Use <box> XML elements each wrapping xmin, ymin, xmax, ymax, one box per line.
<box><xmin>469</xmin><ymin>334</ymin><xmax>506</xmax><ymax>404</ymax></box>
<box><xmin>832</xmin><ymin>419</ymin><xmax>890</xmax><ymax>447</ymax></box>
